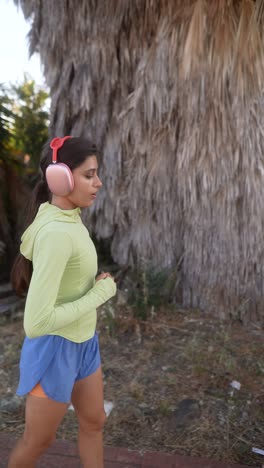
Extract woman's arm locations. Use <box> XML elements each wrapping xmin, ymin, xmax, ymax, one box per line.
<box><xmin>23</xmin><ymin>230</ymin><xmax>116</xmax><ymax>338</ymax></box>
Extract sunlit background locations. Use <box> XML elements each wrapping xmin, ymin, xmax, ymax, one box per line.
<box><xmin>0</xmin><ymin>0</ymin><xmax>44</xmax><ymax>86</ymax></box>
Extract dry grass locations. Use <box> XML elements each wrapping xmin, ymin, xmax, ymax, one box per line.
<box><xmin>0</xmin><ymin>300</ymin><xmax>263</xmax><ymax>467</ymax></box>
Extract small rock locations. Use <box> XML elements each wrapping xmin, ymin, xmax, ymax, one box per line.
<box><xmin>0</xmin><ymin>395</ymin><xmax>24</xmax><ymax>412</ymax></box>
<box><xmin>166</xmin><ymin>399</ymin><xmax>201</xmax><ymax>430</ymax></box>
<box><xmin>138</xmin><ymin>403</ymin><xmax>148</xmax><ymax>409</ymax></box>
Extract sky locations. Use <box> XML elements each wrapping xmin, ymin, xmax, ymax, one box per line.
<box><xmin>0</xmin><ymin>0</ymin><xmax>45</xmax><ymax>87</ymax></box>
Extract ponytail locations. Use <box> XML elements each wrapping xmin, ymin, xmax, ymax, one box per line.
<box><xmin>24</xmin><ymin>179</ymin><xmax>50</xmax><ymax>227</ymax></box>
<box><xmin>10</xmin><ymin>179</ymin><xmax>50</xmax><ymax>296</ymax></box>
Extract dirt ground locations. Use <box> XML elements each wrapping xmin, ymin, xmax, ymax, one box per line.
<box><xmin>0</xmin><ymin>298</ymin><xmax>263</xmax><ymax>467</ymax></box>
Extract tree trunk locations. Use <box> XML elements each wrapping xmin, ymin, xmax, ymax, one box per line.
<box><xmin>15</xmin><ymin>0</ymin><xmax>264</xmax><ymax>325</ymax></box>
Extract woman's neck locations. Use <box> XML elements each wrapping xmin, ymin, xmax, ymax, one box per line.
<box><xmin>51</xmin><ymin>196</ymin><xmax>77</xmax><ymax>210</ymax></box>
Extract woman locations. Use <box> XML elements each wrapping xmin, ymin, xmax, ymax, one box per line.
<box><xmin>8</xmin><ymin>136</ymin><xmax>116</xmax><ymax>468</ymax></box>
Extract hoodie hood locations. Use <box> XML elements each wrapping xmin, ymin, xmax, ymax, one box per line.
<box><xmin>21</xmin><ymin>202</ymin><xmax>81</xmax><ymax>260</ymax></box>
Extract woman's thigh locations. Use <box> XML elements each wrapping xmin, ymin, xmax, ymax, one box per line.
<box><xmin>71</xmin><ymin>366</ymin><xmax>105</xmax><ymax>430</ymax></box>
<box><xmin>23</xmin><ymin>395</ymin><xmax>69</xmax><ymax>446</ymax></box>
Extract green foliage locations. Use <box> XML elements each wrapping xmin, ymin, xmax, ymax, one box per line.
<box><xmin>0</xmin><ymin>84</ymin><xmax>13</xmax><ymax>156</ymax></box>
<box><xmin>10</xmin><ymin>75</ymin><xmax>49</xmax><ymax>169</ymax></box>
<box><xmin>0</xmin><ymin>75</ymin><xmax>49</xmax><ymax>167</ymax></box>
<box><xmin>128</xmin><ymin>264</ymin><xmax>177</xmax><ymax>319</ymax></box>
<box><xmin>0</xmin><ymin>76</ymin><xmax>49</xmax><ymax>280</ymax></box>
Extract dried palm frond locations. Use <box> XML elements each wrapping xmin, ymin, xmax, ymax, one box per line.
<box><xmin>14</xmin><ymin>0</ymin><xmax>264</xmax><ymax>324</ymax></box>
<box><xmin>181</xmin><ymin>0</ymin><xmax>206</xmax><ymax>79</ymax></box>
<box><xmin>254</xmin><ymin>0</ymin><xmax>264</xmax><ymax>24</ymax></box>
<box><xmin>232</xmin><ymin>0</ymin><xmax>264</xmax><ymax>100</ymax></box>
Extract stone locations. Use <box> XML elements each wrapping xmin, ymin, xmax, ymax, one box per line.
<box><xmin>166</xmin><ymin>398</ymin><xmax>201</xmax><ymax>431</ymax></box>
<box><xmin>0</xmin><ymin>395</ymin><xmax>24</xmax><ymax>413</ymax></box>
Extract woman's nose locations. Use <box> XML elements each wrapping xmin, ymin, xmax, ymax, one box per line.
<box><xmin>95</xmin><ymin>175</ymin><xmax>103</xmax><ymax>187</ymax></box>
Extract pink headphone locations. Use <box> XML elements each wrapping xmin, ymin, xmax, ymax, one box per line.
<box><xmin>46</xmin><ymin>136</ymin><xmax>74</xmax><ymax>196</ymax></box>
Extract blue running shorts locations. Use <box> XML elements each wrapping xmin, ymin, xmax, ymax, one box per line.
<box><xmin>16</xmin><ymin>332</ymin><xmax>101</xmax><ymax>403</ymax></box>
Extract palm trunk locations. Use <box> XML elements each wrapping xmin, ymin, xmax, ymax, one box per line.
<box><xmin>15</xmin><ymin>0</ymin><xmax>264</xmax><ymax>324</ymax></box>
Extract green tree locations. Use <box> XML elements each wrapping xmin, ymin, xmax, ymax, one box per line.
<box><xmin>11</xmin><ymin>75</ymin><xmax>49</xmax><ymax>169</ymax></box>
<box><xmin>0</xmin><ymin>83</ymin><xmax>13</xmax><ymax>156</ymax></box>
<box><xmin>0</xmin><ymin>77</ymin><xmax>49</xmax><ymax>280</ymax></box>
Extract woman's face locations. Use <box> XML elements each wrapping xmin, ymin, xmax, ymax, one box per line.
<box><xmin>67</xmin><ymin>155</ymin><xmax>103</xmax><ymax>208</ymax></box>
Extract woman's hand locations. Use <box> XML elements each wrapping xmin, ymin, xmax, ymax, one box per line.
<box><xmin>95</xmin><ymin>271</ymin><xmax>115</xmax><ymax>282</ymax></box>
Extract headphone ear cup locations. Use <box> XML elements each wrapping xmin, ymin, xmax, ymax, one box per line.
<box><xmin>46</xmin><ymin>163</ymin><xmax>74</xmax><ymax>196</ymax></box>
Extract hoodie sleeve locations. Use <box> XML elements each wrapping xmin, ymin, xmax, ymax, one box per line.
<box><xmin>23</xmin><ymin>230</ymin><xmax>116</xmax><ymax>339</ymax></box>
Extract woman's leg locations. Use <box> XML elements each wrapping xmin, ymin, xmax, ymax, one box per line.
<box><xmin>8</xmin><ymin>394</ymin><xmax>68</xmax><ymax>468</ymax></box>
<box><xmin>71</xmin><ymin>366</ymin><xmax>106</xmax><ymax>468</ymax></box>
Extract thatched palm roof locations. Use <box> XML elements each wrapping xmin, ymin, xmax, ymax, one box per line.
<box><xmin>15</xmin><ymin>0</ymin><xmax>264</xmax><ymax>324</ymax></box>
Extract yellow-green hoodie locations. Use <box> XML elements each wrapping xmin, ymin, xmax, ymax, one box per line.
<box><xmin>20</xmin><ymin>202</ymin><xmax>116</xmax><ymax>343</ymax></box>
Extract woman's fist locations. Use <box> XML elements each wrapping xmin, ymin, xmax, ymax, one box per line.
<box><xmin>95</xmin><ymin>271</ymin><xmax>115</xmax><ymax>282</ymax></box>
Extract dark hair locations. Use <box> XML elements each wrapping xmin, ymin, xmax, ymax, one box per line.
<box><xmin>11</xmin><ymin>137</ymin><xmax>100</xmax><ymax>296</ymax></box>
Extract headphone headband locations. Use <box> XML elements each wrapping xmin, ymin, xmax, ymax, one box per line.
<box><xmin>50</xmin><ymin>136</ymin><xmax>72</xmax><ymax>164</ymax></box>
